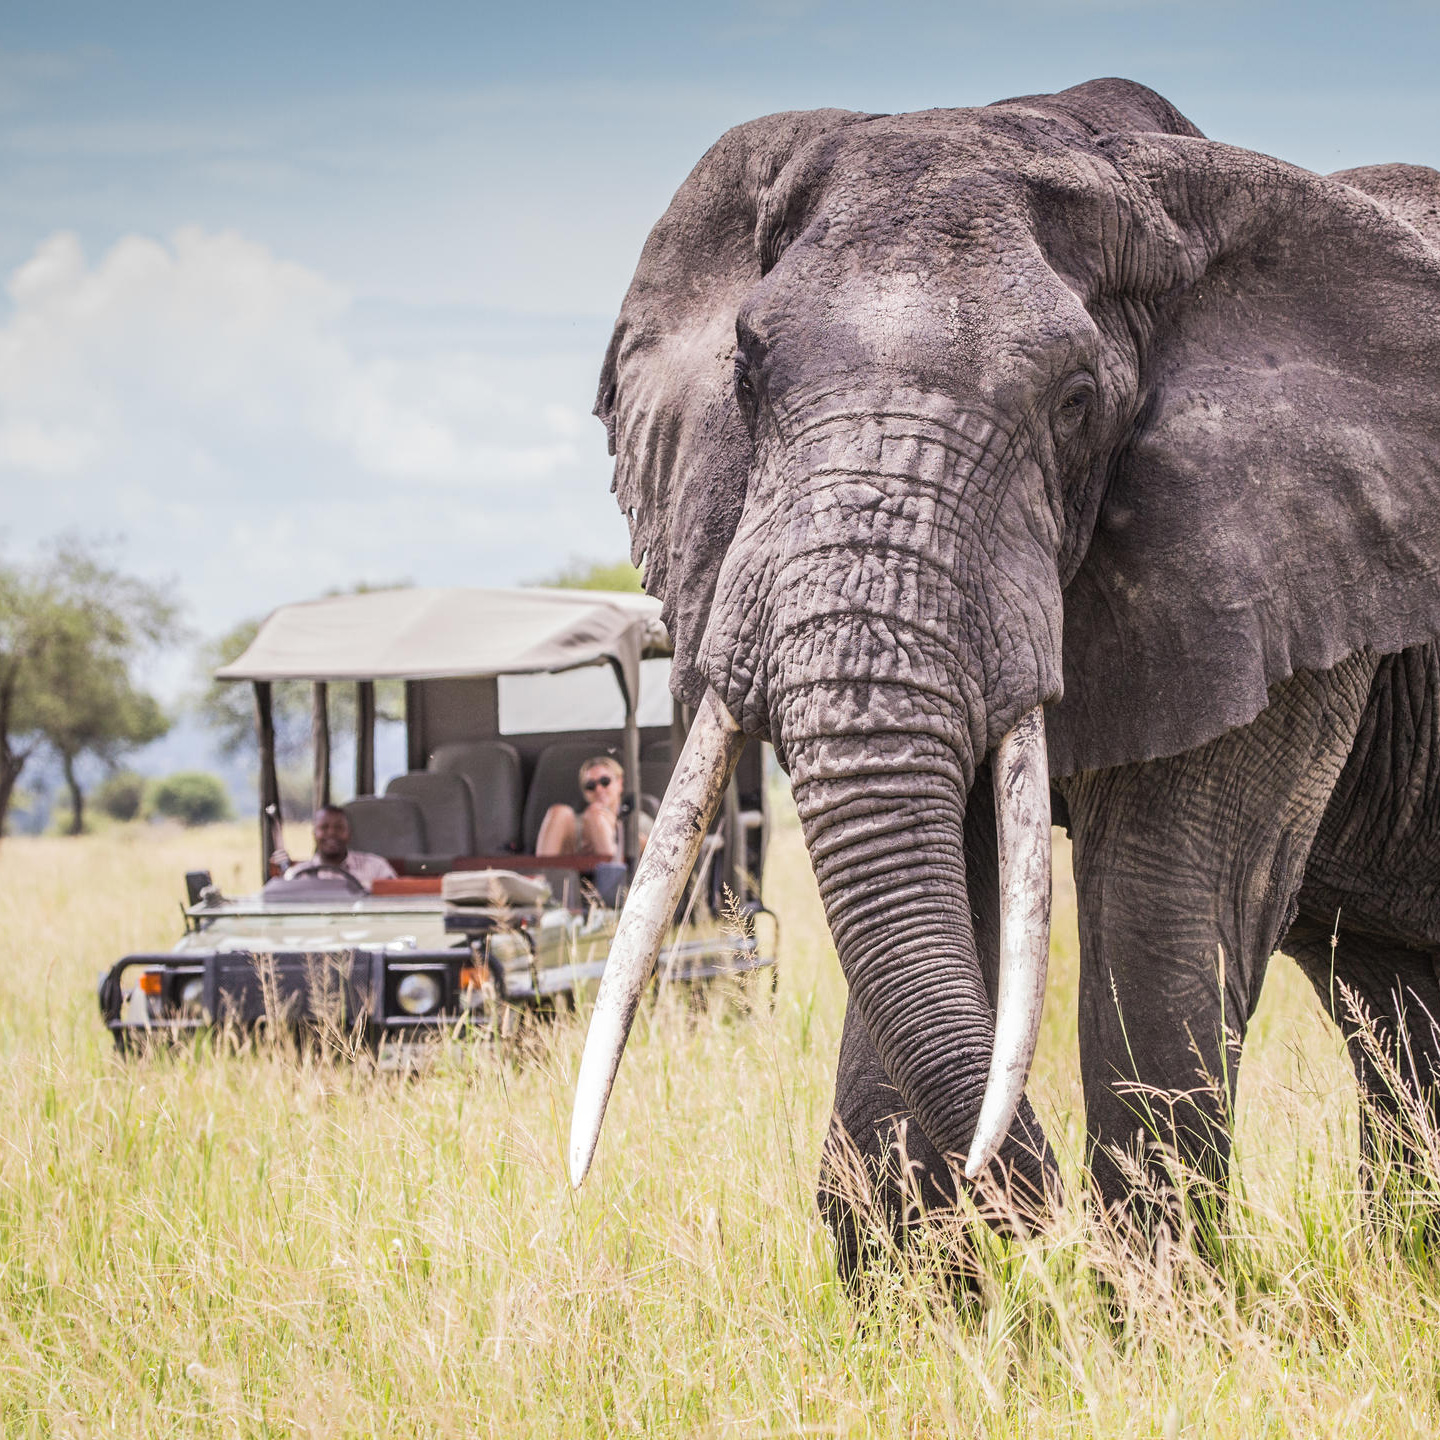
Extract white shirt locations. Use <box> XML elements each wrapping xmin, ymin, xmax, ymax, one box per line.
<box><xmin>285</xmin><ymin>850</ymin><xmax>397</xmax><ymax>888</ymax></box>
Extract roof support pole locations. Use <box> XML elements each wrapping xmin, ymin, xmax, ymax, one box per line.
<box><xmin>721</xmin><ymin>772</ymin><xmax>744</xmax><ymax>906</ymax></box>
<box><xmin>670</xmin><ymin>697</ymin><xmax>688</xmax><ymax>764</ymax></box>
<box><xmin>622</xmin><ymin>695</ymin><xmax>641</xmax><ymax>869</ymax></box>
<box><xmin>311</xmin><ymin>681</ymin><xmax>331</xmax><ymax>813</ymax></box>
<box><xmin>404</xmin><ymin>681</ymin><xmax>426</xmax><ymax>773</ymax></box>
<box><xmin>355</xmin><ymin>680</ymin><xmax>375</xmax><ymax>797</ymax></box>
<box><xmin>254</xmin><ymin>681</ymin><xmax>281</xmax><ymax>884</ymax></box>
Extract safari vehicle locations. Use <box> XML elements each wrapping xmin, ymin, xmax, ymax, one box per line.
<box><xmin>98</xmin><ymin>587</ymin><xmax>773</xmax><ymax>1051</ymax></box>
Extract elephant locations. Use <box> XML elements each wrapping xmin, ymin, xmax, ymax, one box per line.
<box><xmin>566</xmin><ymin>76</ymin><xmax>1440</xmax><ymax>1275</ymax></box>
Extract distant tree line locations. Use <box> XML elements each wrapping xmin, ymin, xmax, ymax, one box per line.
<box><xmin>1</xmin><ymin>551</ymin><xmax>644</xmax><ymax>842</ymax></box>
<box><xmin>535</xmin><ymin>557</ymin><xmax>643</xmax><ymax>593</ymax></box>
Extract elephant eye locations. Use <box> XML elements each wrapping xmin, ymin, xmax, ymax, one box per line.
<box><xmin>1053</xmin><ymin>377</ymin><xmax>1095</xmax><ymax>438</ymax></box>
<box><xmin>733</xmin><ymin>353</ymin><xmax>758</xmax><ymax>432</ymax></box>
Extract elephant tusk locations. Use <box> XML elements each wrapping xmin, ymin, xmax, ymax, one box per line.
<box><xmin>568</xmin><ymin>687</ymin><xmax>745</xmax><ymax>1188</ymax></box>
<box><xmin>965</xmin><ymin>705</ymin><xmax>1052</xmax><ymax>1181</ymax></box>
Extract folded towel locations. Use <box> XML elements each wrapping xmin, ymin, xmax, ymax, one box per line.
<box><xmin>441</xmin><ymin>868</ymin><xmax>551</xmax><ymax>907</ymax></box>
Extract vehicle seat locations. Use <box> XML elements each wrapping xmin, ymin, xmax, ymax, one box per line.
<box><xmin>385</xmin><ymin>772</ymin><xmax>476</xmax><ymax>859</ymax></box>
<box><xmin>521</xmin><ymin>741</ymin><xmax>623</xmax><ymax>852</ymax></box>
<box><xmin>345</xmin><ymin>795</ymin><xmax>427</xmax><ymax>861</ymax></box>
<box><xmin>640</xmin><ymin>759</ymin><xmax>673</xmax><ymax>811</ymax></box>
<box><xmin>428</xmin><ymin>740</ymin><xmax>524</xmax><ymax>854</ymax></box>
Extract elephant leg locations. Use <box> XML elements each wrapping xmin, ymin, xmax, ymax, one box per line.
<box><xmin>1286</xmin><ymin>644</ymin><xmax>1440</xmax><ymax>1209</ymax></box>
<box><xmin>1285</xmin><ymin>918</ymin><xmax>1440</xmax><ymax>1207</ymax></box>
<box><xmin>818</xmin><ymin>762</ymin><xmax>1058</xmax><ymax>1281</ymax></box>
<box><xmin>1059</xmin><ymin>655</ymin><xmax>1378</xmax><ymax>1241</ymax></box>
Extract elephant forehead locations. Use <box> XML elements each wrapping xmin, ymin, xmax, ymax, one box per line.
<box><xmin>767</xmin><ymin>113</ymin><xmax>1124</xmax><ymax>290</ymax></box>
<box><xmin>775</xmin><ymin>111</ymin><xmax>1098</xmax><ymax>221</ymax></box>
<box><xmin>749</xmin><ymin>241</ymin><xmax>1103</xmax><ymax>409</ymax></box>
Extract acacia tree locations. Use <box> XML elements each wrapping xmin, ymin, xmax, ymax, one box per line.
<box><xmin>0</xmin><ymin>565</ymin><xmax>48</xmax><ymax>833</ymax></box>
<box><xmin>33</xmin><ymin>649</ymin><xmax>170</xmax><ymax>835</ymax></box>
<box><xmin>0</xmin><ymin>541</ymin><xmax>177</xmax><ymax>838</ymax></box>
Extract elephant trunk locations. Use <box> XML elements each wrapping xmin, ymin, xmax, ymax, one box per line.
<box><xmin>785</xmin><ymin>701</ymin><xmax>1050</xmax><ymax>1175</ymax></box>
<box><xmin>741</xmin><ymin>393</ymin><xmax>1058</xmax><ymax>1176</ymax></box>
<box><xmin>569</xmin><ymin>394</ymin><xmax>1058</xmax><ymax>1186</ymax></box>
<box><xmin>566</xmin><ymin>691</ymin><xmax>1052</xmax><ymax>1188</ymax></box>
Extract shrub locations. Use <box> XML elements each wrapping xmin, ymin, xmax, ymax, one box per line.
<box><xmin>94</xmin><ymin>770</ymin><xmax>147</xmax><ymax>822</ymax></box>
<box><xmin>148</xmin><ymin>771</ymin><xmax>233</xmax><ymax>827</ymax></box>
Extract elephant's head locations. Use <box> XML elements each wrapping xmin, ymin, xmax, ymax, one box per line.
<box><xmin>570</xmin><ymin>79</ymin><xmax>1440</xmax><ymax>1187</ymax></box>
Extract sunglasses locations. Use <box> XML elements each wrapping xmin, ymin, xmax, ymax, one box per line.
<box><xmin>582</xmin><ymin>775</ymin><xmax>614</xmax><ymax>793</ymax></box>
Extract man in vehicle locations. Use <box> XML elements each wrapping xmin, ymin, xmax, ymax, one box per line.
<box><xmin>535</xmin><ymin>755</ymin><xmax>648</xmax><ymax>860</ymax></box>
<box><xmin>270</xmin><ymin>804</ymin><xmax>397</xmax><ymax>889</ymax></box>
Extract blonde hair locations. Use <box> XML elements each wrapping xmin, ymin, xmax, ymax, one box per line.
<box><xmin>577</xmin><ymin>755</ymin><xmax>623</xmax><ymax>789</ymax></box>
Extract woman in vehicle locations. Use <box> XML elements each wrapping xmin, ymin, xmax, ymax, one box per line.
<box><xmin>535</xmin><ymin>756</ymin><xmax>648</xmax><ymax>860</ymax></box>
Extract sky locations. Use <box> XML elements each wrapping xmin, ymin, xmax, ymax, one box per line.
<box><xmin>2</xmin><ymin>0</ymin><xmax>1437</xmax><ymax>669</ymax></box>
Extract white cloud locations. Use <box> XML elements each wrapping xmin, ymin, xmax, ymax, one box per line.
<box><xmin>0</xmin><ymin>226</ymin><xmax>583</xmax><ymax>487</ymax></box>
<box><xmin>0</xmin><ymin>227</ymin><xmax>628</xmax><ymax>643</ymax></box>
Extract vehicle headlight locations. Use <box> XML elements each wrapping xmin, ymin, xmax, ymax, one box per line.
<box><xmin>179</xmin><ymin>978</ymin><xmax>205</xmax><ymax>1019</ymax></box>
<box><xmin>396</xmin><ymin>972</ymin><xmax>441</xmax><ymax>1016</ymax></box>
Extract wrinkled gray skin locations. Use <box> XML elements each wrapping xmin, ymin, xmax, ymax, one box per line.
<box><xmin>596</xmin><ymin>78</ymin><xmax>1440</xmax><ymax>1275</ymax></box>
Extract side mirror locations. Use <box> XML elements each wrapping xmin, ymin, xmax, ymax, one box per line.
<box><xmin>184</xmin><ymin>870</ymin><xmax>214</xmax><ymax>906</ymax></box>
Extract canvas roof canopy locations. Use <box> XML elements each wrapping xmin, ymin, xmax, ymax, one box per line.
<box><xmin>215</xmin><ymin>587</ymin><xmax>670</xmax><ymax>710</ymax></box>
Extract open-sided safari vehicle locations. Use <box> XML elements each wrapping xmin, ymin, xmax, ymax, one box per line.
<box><xmin>99</xmin><ymin>587</ymin><xmax>774</xmax><ymax>1052</ymax></box>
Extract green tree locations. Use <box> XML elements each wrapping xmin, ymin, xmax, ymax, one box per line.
<box><xmin>196</xmin><ymin>615</ymin><xmax>309</xmax><ymax>763</ymax></box>
<box><xmin>0</xmin><ymin>540</ymin><xmax>177</xmax><ymax>839</ymax></box>
<box><xmin>32</xmin><ymin>644</ymin><xmax>170</xmax><ymax>836</ymax></box>
<box><xmin>149</xmin><ymin>771</ymin><xmax>233</xmax><ymax>826</ymax></box>
<box><xmin>533</xmin><ymin>557</ymin><xmax>644</xmax><ymax>593</ymax></box>
<box><xmin>0</xmin><ymin>564</ymin><xmax>47</xmax><ymax>833</ymax></box>
<box><xmin>94</xmin><ymin>769</ymin><xmax>147</xmax><ymax>823</ymax></box>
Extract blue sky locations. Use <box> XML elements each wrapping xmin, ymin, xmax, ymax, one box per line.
<box><xmin>2</xmin><ymin>0</ymin><xmax>1437</xmax><ymax>652</ymax></box>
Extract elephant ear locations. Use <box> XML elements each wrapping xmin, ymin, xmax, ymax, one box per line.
<box><xmin>596</xmin><ymin>109</ymin><xmax>870</xmax><ymax>706</ymax></box>
<box><xmin>1049</xmin><ymin>137</ymin><xmax>1440</xmax><ymax>775</ymax></box>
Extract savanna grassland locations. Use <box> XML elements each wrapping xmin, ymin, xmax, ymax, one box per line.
<box><xmin>0</xmin><ymin>801</ymin><xmax>1437</xmax><ymax>1437</ymax></box>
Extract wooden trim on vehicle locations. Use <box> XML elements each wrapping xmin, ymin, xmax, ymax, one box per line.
<box><xmin>370</xmin><ymin>876</ymin><xmax>444</xmax><ymax>896</ymax></box>
<box><xmin>452</xmin><ymin>854</ymin><xmax>611</xmax><ymax>872</ymax></box>
<box><xmin>371</xmin><ymin>854</ymin><xmax>614</xmax><ymax>895</ymax></box>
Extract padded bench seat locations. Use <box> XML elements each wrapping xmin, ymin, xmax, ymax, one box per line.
<box><xmin>429</xmin><ymin>741</ymin><xmax>524</xmax><ymax>854</ymax></box>
<box><xmin>344</xmin><ymin>795</ymin><xmax>427</xmax><ymax>865</ymax></box>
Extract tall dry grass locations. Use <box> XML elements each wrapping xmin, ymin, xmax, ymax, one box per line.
<box><xmin>0</xmin><ymin>806</ymin><xmax>1436</xmax><ymax>1436</ymax></box>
